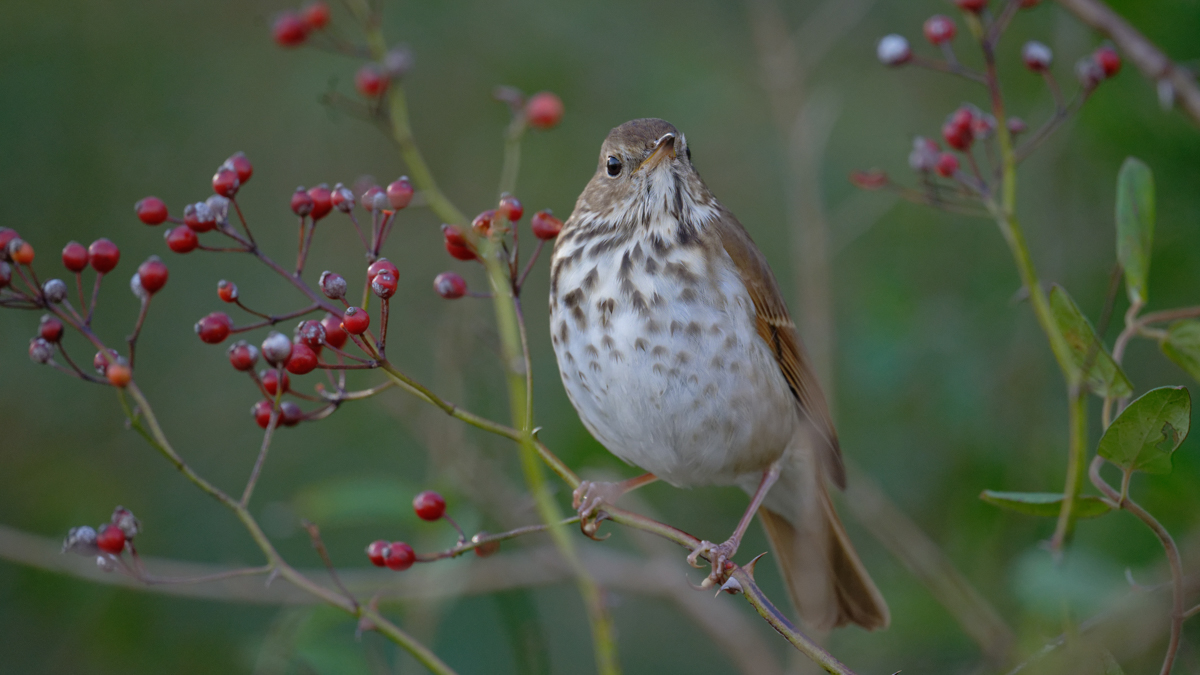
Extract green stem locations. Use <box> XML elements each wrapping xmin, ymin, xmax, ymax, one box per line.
<box><xmin>1050</xmin><ymin>386</ymin><xmax>1088</xmax><ymax>553</ymax></box>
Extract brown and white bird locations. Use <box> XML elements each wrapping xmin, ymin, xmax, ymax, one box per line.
<box><xmin>548</xmin><ymin>118</ymin><xmax>889</xmax><ymax>631</ymax></box>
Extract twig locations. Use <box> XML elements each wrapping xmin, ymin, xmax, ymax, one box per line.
<box><xmin>240</xmin><ymin>377</ymin><xmax>284</xmax><ymax>507</ymax></box>
<box><xmin>301</xmin><ymin>520</ymin><xmax>358</xmax><ymax>610</ymax></box>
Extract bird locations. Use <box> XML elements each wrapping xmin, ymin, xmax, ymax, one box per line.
<box><xmin>547</xmin><ymin>118</ymin><xmax>889</xmax><ymax>631</ymax></box>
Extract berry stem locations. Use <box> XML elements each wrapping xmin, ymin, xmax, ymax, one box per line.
<box><xmin>74</xmin><ymin>271</ymin><xmax>85</xmax><ymax>311</ymax></box>
<box><xmin>229</xmin><ymin>304</ymin><xmax>321</xmax><ymax>334</ymax></box>
<box><xmin>300</xmin><ymin>520</ymin><xmax>359</xmax><ymax>610</ymax></box>
<box><xmin>377</xmin><ymin>297</ymin><xmax>389</xmax><ymax>355</ymax></box>
<box><xmin>126</xmin><ymin>296</ymin><xmax>152</xmax><ymax>369</ymax></box>
<box><xmin>516</xmin><ymin>240</ymin><xmax>546</xmax><ymax>291</ymax></box>
<box><xmin>84</xmin><ymin>273</ymin><xmax>103</xmax><ymax>326</ymax></box>
<box><xmin>319</xmin><ymin>379</ymin><xmax>396</xmax><ymax>401</ymax></box>
<box><xmin>240</xmin><ymin>370</ymin><xmax>285</xmax><ymax>508</ymax></box>
<box><xmin>230</xmin><ymin>198</ymin><xmax>257</xmax><ymax>248</ymax></box>
<box><xmin>908</xmin><ymin>54</ymin><xmax>988</xmax><ymax>85</ymax></box>
<box><xmin>345</xmin><ymin>210</ymin><xmax>371</xmax><ymax>252</ymax></box>
<box><xmin>413</xmin><ymin>516</ymin><xmax>582</xmax><ymax>563</ymax></box>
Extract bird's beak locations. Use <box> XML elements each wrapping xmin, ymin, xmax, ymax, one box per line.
<box><xmin>637</xmin><ymin>133</ymin><xmax>676</xmax><ymax>173</ymax></box>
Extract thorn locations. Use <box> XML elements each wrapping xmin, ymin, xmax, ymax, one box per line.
<box><xmin>743</xmin><ymin>552</ymin><xmax>768</xmax><ymax>579</ymax></box>
<box><xmin>719</xmin><ymin>576</ymin><xmax>743</xmax><ymax>595</ymax></box>
<box><xmin>264</xmin><ymin>567</ymin><xmax>280</xmax><ymax>587</ymax></box>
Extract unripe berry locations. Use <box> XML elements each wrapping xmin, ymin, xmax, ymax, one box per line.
<box><xmin>525</xmin><ymin>92</ymin><xmax>564</xmax><ymax>130</ymax></box>
<box><xmin>498</xmin><ymin>194</ymin><xmax>523</xmax><ymax>222</ymax></box>
<box><xmin>341</xmin><ymin>306</ymin><xmax>370</xmax><ymax>335</ymax></box>
<box><xmin>295</xmin><ymin>319</ymin><xmax>326</xmax><ymax>348</ymax></box>
<box><xmin>212</xmin><ymin>167</ymin><xmax>240</xmax><ymax>198</ymax></box>
<box><xmin>471</xmin><ymin>532</ymin><xmax>500</xmax><ymax>557</ymax></box>
<box><xmin>876</xmin><ymin>34</ymin><xmax>911</xmax><ymax>66</ymax></box>
<box><xmin>386</xmin><ymin>177</ymin><xmax>414</xmax><ymax>210</ymax></box>
<box><xmin>95</xmin><ymin>524</ymin><xmax>126</xmax><ymax>555</ymax></box>
<box><xmin>29</xmin><ymin>337</ymin><xmax>54</xmax><ymax>364</ymax></box>
<box><xmin>165</xmin><ymin>226</ymin><xmax>199</xmax><ymax>253</ymax></box>
<box><xmin>286</xmin><ymin>342</ymin><xmax>319</xmax><ymax>375</ymax></box>
<box><xmin>87</xmin><ymin>239</ymin><xmax>120</xmax><ymax>274</ymax></box>
<box><xmin>261</xmin><ymin>331</ymin><xmax>293</xmax><ymax>366</ymax></box>
<box><xmin>227</xmin><ymin>152</ymin><xmax>253</xmax><ymax>183</ymax></box>
<box><xmin>272</xmin><ymin>11</ymin><xmax>308</xmax><ymax>47</ymax></box>
<box><xmin>10</xmin><ymin>239</ymin><xmax>35</xmax><ymax>265</ymax></box>
<box><xmin>366</xmin><ymin>540</ymin><xmax>390</xmax><ymax>567</ymax></box>
<box><xmin>1022</xmin><ymin>41</ymin><xmax>1052</xmax><ymax>72</ymax></box>
<box><xmin>321</xmin><ymin>314</ymin><xmax>347</xmax><ymax>349</ymax></box>
<box><xmin>252</xmin><ymin>400</ymin><xmax>275</xmax><ymax>428</ymax></box>
<box><xmin>355</xmin><ymin>64</ymin><xmax>387</xmax><ymax>98</ymax></box>
<box><xmin>228</xmin><ymin>340</ymin><xmax>260</xmax><ymax>371</ymax></box>
<box><xmin>908</xmin><ymin>136</ymin><xmax>941</xmax><ymax>172</ymax></box>
<box><xmin>62</xmin><ymin>241</ymin><xmax>89</xmax><ymax>272</ymax></box>
<box><xmin>195</xmin><ymin>312</ymin><xmax>233</xmax><ymax>344</ymax></box>
<box><xmin>106</xmin><ymin>361</ymin><xmax>132</xmax><ymax>387</ymax></box>
<box><xmin>385</xmin><ymin>542</ymin><xmax>415</xmax><ymax>571</ymax></box>
<box><xmin>280</xmin><ymin>401</ymin><xmax>304</xmax><ymax>427</ymax></box>
<box><xmin>530</xmin><ymin>210</ymin><xmax>563</xmax><ymax>240</ymax></box>
<box><xmin>135</xmin><ymin>196</ymin><xmax>169</xmax><ymax>225</ymax></box>
<box><xmin>433</xmin><ymin>272</ymin><xmax>467</xmax><ymax>299</ymax></box>
<box><xmin>1094</xmin><ymin>45</ymin><xmax>1121</xmax><ymax>78</ymax></box>
<box><xmin>923</xmin><ymin>15</ymin><xmax>956</xmax><ymax>45</ymax></box>
<box><xmin>136</xmin><ymin>257</ymin><xmax>168</xmax><ymax>294</ymax></box>
<box><xmin>291</xmin><ymin>187</ymin><xmax>315</xmax><ymax>217</ymax></box>
<box><xmin>217</xmin><ymin>279</ymin><xmax>238</xmax><ymax>303</ymax></box>
<box><xmin>412</xmin><ymin>491</ymin><xmax>446</xmax><ymax>521</ymax></box>
<box><xmin>367</xmin><ymin>258</ymin><xmax>398</xmax><ymax>283</ymax></box>
<box><xmin>371</xmin><ymin>272</ymin><xmax>396</xmax><ymax>299</ymax></box>
<box><xmin>953</xmin><ymin>0</ymin><xmax>987</xmax><ymax>12</ymax></box>
<box><xmin>331</xmin><ymin>183</ymin><xmax>355</xmax><ymax>212</ymax></box>
<box><xmin>935</xmin><ymin>152</ymin><xmax>960</xmax><ymax>177</ymax></box>
<box><xmin>319</xmin><ymin>271</ymin><xmax>347</xmax><ymax>299</ymax></box>
<box><xmin>42</xmin><ymin>279</ymin><xmax>68</xmax><ymax>304</ymax></box>
<box><xmin>39</xmin><ymin>315</ymin><xmax>64</xmax><ymax>342</ymax></box>
<box><xmin>260</xmin><ymin>368</ymin><xmax>290</xmax><ymax>396</ymax></box>
<box><xmin>93</xmin><ymin>348</ymin><xmax>120</xmax><ymax>374</ymax></box>
<box><xmin>308</xmin><ymin>184</ymin><xmax>333</xmax><ymax>220</ymax></box>
<box><xmin>472</xmin><ymin>209</ymin><xmax>496</xmax><ymax>236</ymax></box>
<box><xmin>301</xmin><ymin>1</ymin><xmax>330</xmax><ymax>29</ymax></box>
<box><xmin>184</xmin><ymin>202</ymin><xmax>217</xmax><ymax>232</ymax></box>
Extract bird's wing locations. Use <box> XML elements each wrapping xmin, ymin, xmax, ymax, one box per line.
<box><xmin>711</xmin><ymin>210</ymin><xmax>846</xmax><ymax>488</ymax></box>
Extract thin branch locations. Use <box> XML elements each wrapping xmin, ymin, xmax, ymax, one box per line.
<box><xmin>301</xmin><ymin>520</ymin><xmax>358</xmax><ymax>610</ymax></box>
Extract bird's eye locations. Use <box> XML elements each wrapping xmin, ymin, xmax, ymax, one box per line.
<box><xmin>606</xmin><ymin>156</ymin><xmax>622</xmax><ymax>177</ymax></box>
<box><xmin>685</xmin><ymin>145</ymin><xmax>692</xmax><ymax>161</ymax></box>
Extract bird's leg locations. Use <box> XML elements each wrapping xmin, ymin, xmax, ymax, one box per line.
<box><xmin>573</xmin><ymin>473</ymin><xmax>657</xmax><ymax>536</ymax></box>
<box><xmin>687</xmin><ymin>458</ymin><xmax>783</xmax><ymax>587</ymax></box>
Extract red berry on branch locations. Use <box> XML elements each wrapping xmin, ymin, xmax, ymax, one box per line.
<box><xmin>308</xmin><ymin>184</ymin><xmax>333</xmax><ymax>220</ymax></box>
<box><xmin>412</xmin><ymin>491</ymin><xmax>446</xmax><ymax>521</ymax></box>
<box><xmin>341</xmin><ymin>306</ymin><xmax>370</xmax><ymax>334</ymax></box>
<box><xmin>366</xmin><ymin>540</ymin><xmax>390</xmax><ymax>567</ymax></box>
<box><xmin>331</xmin><ymin>183</ymin><xmax>355</xmax><ymax>212</ymax></box>
<box><xmin>165</xmin><ymin>226</ymin><xmax>199</xmax><ymax>253</ymax></box>
<box><xmin>1022</xmin><ymin>41</ymin><xmax>1052</xmax><ymax>72</ymax></box>
<box><xmin>442</xmin><ymin>225</ymin><xmax>476</xmax><ymax>260</ymax></box>
<box><xmin>876</xmin><ymin>34</ymin><xmax>911</xmax><ymax>66</ymax></box>
<box><xmin>942</xmin><ymin>108</ymin><xmax>975</xmax><ymax>150</ymax></box>
<box><xmin>280</xmin><ymin>401</ymin><xmax>304</xmax><ymax>427</ymax></box>
<box><xmin>93</xmin><ymin>348</ymin><xmax>120</xmax><ymax>374</ymax></box>
<box><xmin>1094</xmin><ymin>45</ymin><xmax>1121</xmax><ymax>78</ymax></box>
<box><xmin>227</xmin><ymin>341</ymin><xmax>260</xmax><ymax>371</ymax></box>
<box><xmin>1076</xmin><ymin>56</ymin><xmax>1105</xmax><ymax>89</ymax></box>
<box><xmin>367</xmin><ymin>258</ymin><xmax>398</xmax><ymax>283</ymax></box>
<box><xmin>217</xmin><ymin>279</ymin><xmax>238</xmax><ymax>303</ymax></box>
<box><xmin>530</xmin><ymin>210</ymin><xmax>563</xmax><ymax>240</ymax></box>
<box><xmin>136</xmin><ymin>257</ymin><xmax>168</xmax><ymax>294</ymax></box>
<box><xmin>43</xmin><ymin>278</ymin><xmax>68</xmax><ymax>304</ymax></box>
<box><xmin>0</xmin><ymin>261</ymin><xmax>10</xmax><ymax>288</ymax></box>
<box><xmin>195</xmin><ymin>312</ymin><xmax>233</xmax><ymax>344</ymax></box>
<box><xmin>291</xmin><ymin>187</ymin><xmax>315</xmax><ymax>217</ymax></box>
<box><xmin>923</xmin><ymin>15</ymin><xmax>957</xmax><ymax>45</ymax></box>
<box><xmin>295</xmin><ymin>319</ymin><xmax>326</xmax><ymax>349</ymax></box>
<box><xmin>183</xmin><ymin>202</ymin><xmax>217</xmax><ymax>232</ymax></box>
<box><xmin>355</xmin><ymin>65</ymin><xmax>388</xmax><ymax>98</ymax></box>
<box><xmin>471</xmin><ymin>532</ymin><xmax>500</xmax><ymax>557</ymax></box>
<box><xmin>371</xmin><ymin>272</ymin><xmax>397</xmax><ymax>299</ymax></box>
<box><xmin>10</xmin><ymin>240</ymin><xmax>35</xmax><ymax>265</ymax></box>
<box><xmin>525</xmin><ymin>92</ymin><xmax>563</xmax><ymax>130</ymax></box>
<box><xmin>0</xmin><ymin>228</ymin><xmax>19</xmax><ymax>255</ymax></box>
<box><xmin>953</xmin><ymin>0</ymin><xmax>987</xmax><ymax>12</ymax></box>
<box><xmin>385</xmin><ymin>542</ymin><xmax>415</xmax><ymax>571</ymax></box>
<box><xmin>260</xmin><ymin>368</ymin><xmax>290</xmax><ymax>396</ymax></box>
<box><xmin>321</xmin><ymin>314</ymin><xmax>347</xmax><ymax>349</ymax></box>
<box><xmin>472</xmin><ymin>209</ymin><xmax>496</xmax><ymax>236</ymax></box>
<box><xmin>88</xmin><ymin>238</ymin><xmax>120</xmax><ymax>274</ymax></box>
<box><xmin>212</xmin><ymin>167</ymin><xmax>240</xmax><ymax>198</ymax></box>
<box><xmin>227</xmin><ymin>152</ymin><xmax>253</xmax><ymax>183</ymax></box>
<box><xmin>272</xmin><ymin>12</ymin><xmax>308</xmax><ymax>47</ymax></box>
<box><xmin>261</xmin><ymin>331</ymin><xmax>293</xmax><ymax>366</ymax></box>
<box><xmin>96</xmin><ymin>524</ymin><xmax>126</xmax><ymax>554</ymax></box>
<box><xmin>386</xmin><ymin>177</ymin><xmax>414</xmax><ymax>210</ymax></box>
<box><xmin>433</xmin><ymin>272</ymin><xmax>467</xmax><ymax>299</ymax></box>
<box><xmin>39</xmin><ymin>314</ymin><xmax>64</xmax><ymax>342</ymax></box>
<box><xmin>935</xmin><ymin>152</ymin><xmax>960</xmax><ymax>177</ymax></box>
<box><xmin>29</xmin><ymin>337</ymin><xmax>54</xmax><ymax>364</ymax></box>
<box><xmin>498</xmin><ymin>194</ymin><xmax>524</xmax><ymax>222</ymax></box>
<box><xmin>62</xmin><ymin>241</ymin><xmax>89</xmax><ymax>272</ymax></box>
<box><xmin>135</xmin><ymin>197</ymin><xmax>169</xmax><ymax>225</ymax></box>
<box><xmin>319</xmin><ymin>271</ymin><xmax>347</xmax><ymax>299</ymax></box>
<box><xmin>301</xmin><ymin>1</ymin><xmax>330</xmax><ymax>29</ymax></box>
<box><xmin>286</xmin><ymin>342</ymin><xmax>318</xmax><ymax>375</ymax></box>
<box><xmin>106</xmin><ymin>362</ymin><xmax>132</xmax><ymax>387</ymax></box>
<box><xmin>252</xmin><ymin>400</ymin><xmax>275</xmax><ymax>428</ymax></box>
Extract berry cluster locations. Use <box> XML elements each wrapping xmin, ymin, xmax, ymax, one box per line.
<box><xmin>63</xmin><ymin>506</ymin><xmax>142</xmax><ymax>565</ymax></box>
<box><xmin>365</xmin><ymin>491</ymin><xmax>500</xmax><ymax>572</ymax></box>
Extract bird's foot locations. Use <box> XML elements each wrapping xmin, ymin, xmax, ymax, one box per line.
<box><xmin>572</xmin><ymin>480</ymin><xmax>623</xmax><ymax>539</ymax></box>
<box><xmin>687</xmin><ymin>538</ymin><xmax>738</xmax><ymax>588</ymax></box>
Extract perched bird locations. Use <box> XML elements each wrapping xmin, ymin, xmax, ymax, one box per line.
<box><xmin>548</xmin><ymin>118</ymin><xmax>889</xmax><ymax>631</ymax></box>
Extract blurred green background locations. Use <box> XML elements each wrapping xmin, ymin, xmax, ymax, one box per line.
<box><xmin>2</xmin><ymin>0</ymin><xmax>1198</xmax><ymax>673</ymax></box>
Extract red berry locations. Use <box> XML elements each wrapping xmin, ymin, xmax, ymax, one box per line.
<box><xmin>355</xmin><ymin>65</ymin><xmax>387</xmax><ymax>98</ymax></box>
<box><xmin>183</xmin><ymin>202</ymin><xmax>217</xmax><ymax>232</ymax></box>
<box><xmin>135</xmin><ymin>196</ymin><xmax>169</xmax><ymax>225</ymax></box>
<box><xmin>280</xmin><ymin>401</ymin><xmax>303</xmax><ymax>427</ymax></box>
<box><xmin>93</xmin><ymin>348</ymin><xmax>120</xmax><ymax>375</ymax></box>
<box><xmin>1094</xmin><ymin>45</ymin><xmax>1121</xmax><ymax>78</ymax></box>
<box><xmin>320</xmin><ymin>271</ymin><xmax>347</xmax><ymax>299</ymax></box>
<box><xmin>498</xmin><ymin>195</ymin><xmax>524</xmax><ymax>222</ymax></box>
<box><xmin>942</xmin><ymin>108</ymin><xmax>975</xmax><ymax>151</ymax></box>
<box><xmin>96</xmin><ymin>524</ymin><xmax>126</xmax><ymax>555</ymax></box>
<box><xmin>471</xmin><ymin>533</ymin><xmax>500</xmax><ymax>557</ymax></box>
<box><xmin>371</xmin><ymin>271</ymin><xmax>397</xmax><ymax>299</ymax></box>
<box><xmin>321</xmin><ymin>314</ymin><xmax>347</xmax><ymax>349</ymax></box>
<box><xmin>106</xmin><ymin>362</ymin><xmax>132</xmax><ymax>387</ymax></box>
<box><xmin>295</xmin><ymin>320</ymin><xmax>326</xmax><ymax>349</ymax></box>
<box><xmin>1022</xmin><ymin>41</ymin><xmax>1053</xmax><ymax>72</ymax></box>
<box><xmin>385</xmin><ymin>542</ymin><xmax>415</xmax><ymax>571</ymax></box>
<box><xmin>0</xmin><ymin>228</ymin><xmax>19</xmax><ymax>254</ymax></box>
<box><xmin>136</xmin><ymin>257</ymin><xmax>168</xmax><ymax>294</ymax></box>
<box><xmin>366</xmin><ymin>540</ymin><xmax>390</xmax><ymax>567</ymax></box>
<box><xmin>433</xmin><ymin>272</ymin><xmax>467</xmax><ymax>299</ymax></box>
<box><xmin>217</xmin><ymin>279</ymin><xmax>238</xmax><ymax>303</ymax></box>
<box><xmin>341</xmin><ymin>306</ymin><xmax>370</xmax><ymax>334</ymax></box>
<box><xmin>331</xmin><ymin>184</ymin><xmax>355</xmax><ymax>212</ymax></box>
<box><xmin>291</xmin><ymin>187</ymin><xmax>314</xmax><ymax>217</ymax></box>
<box><xmin>472</xmin><ymin>209</ymin><xmax>496</xmax><ymax>236</ymax></box>
<box><xmin>39</xmin><ymin>315</ymin><xmax>64</xmax><ymax>342</ymax></box>
<box><xmin>953</xmin><ymin>0</ymin><xmax>987</xmax><ymax>12</ymax></box>
<box><xmin>301</xmin><ymin>1</ymin><xmax>330</xmax><ymax>29</ymax></box>
<box><xmin>525</xmin><ymin>92</ymin><xmax>564</xmax><ymax>130</ymax></box>
<box><xmin>165</xmin><ymin>226</ymin><xmax>199</xmax><ymax>253</ymax></box>
<box><xmin>195</xmin><ymin>312</ymin><xmax>233</xmax><ymax>344</ymax></box>
<box><xmin>260</xmin><ymin>368</ymin><xmax>290</xmax><ymax>395</ymax></box>
<box><xmin>445</xmin><ymin>238</ymin><xmax>476</xmax><ymax>261</ymax></box>
<box><xmin>227</xmin><ymin>152</ymin><xmax>253</xmax><ymax>183</ymax></box>
<box><xmin>307</xmin><ymin>184</ymin><xmax>333</xmax><ymax>220</ymax></box>
<box><xmin>88</xmin><ymin>238</ymin><xmax>120</xmax><ymax>274</ymax></box>
<box><xmin>228</xmin><ymin>341</ymin><xmax>260</xmax><ymax>371</ymax></box>
<box><xmin>213</xmin><ymin>168</ymin><xmax>240</xmax><ymax>198</ymax></box>
<box><xmin>252</xmin><ymin>400</ymin><xmax>275</xmax><ymax>428</ymax></box>
<box><xmin>10</xmin><ymin>239</ymin><xmax>35</xmax><ymax>265</ymax></box>
<box><xmin>0</xmin><ymin>261</ymin><xmax>10</xmax><ymax>288</ymax></box>
<box><xmin>362</xmin><ymin>186</ymin><xmax>386</xmax><ymax>213</ymax></box>
<box><xmin>286</xmin><ymin>342</ymin><xmax>319</xmax><ymax>375</ymax></box>
<box><xmin>62</xmin><ymin>241</ymin><xmax>89</xmax><ymax>272</ymax></box>
<box><xmin>412</xmin><ymin>491</ymin><xmax>446</xmax><ymax>521</ymax></box>
<box><xmin>367</xmin><ymin>258</ymin><xmax>398</xmax><ymax>283</ymax></box>
<box><xmin>530</xmin><ymin>210</ymin><xmax>563</xmax><ymax>240</ymax></box>
<box><xmin>923</xmin><ymin>15</ymin><xmax>957</xmax><ymax>45</ymax></box>
<box><xmin>261</xmin><ymin>332</ymin><xmax>293</xmax><ymax>366</ymax></box>
<box><xmin>272</xmin><ymin>11</ymin><xmax>308</xmax><ymax>47</ymax></box>
<box><xmin>935</xmin><ymin>152</ymin><xmax>960</xmax><ymax>177</ymax></box>
<box><xmin>386</xmin><ymin>177</ymin><xmax>414</xmax><ymax>210</ymax></box>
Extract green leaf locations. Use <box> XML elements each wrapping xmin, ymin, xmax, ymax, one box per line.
<box><xmin>1050</xmin><ymin>285</ymin><xmax>1133</xmax><ymax>398</ymax></box>
<box><xmin>1160</xmin><ymin>320</ymin><xmax>1200</xmax><ymax>384</ymax></box>
<box><xmin>1097</xmin><ymin>386</ymin><xmax>1191</xmax><ymax>474</ymax></box>
<box><xmin>1115</xmin><ymin>157</ymin><xmax>1155</xmax><ymax>305</ymax></box>
<box><xmin>980</xmin><ymin>490</ymin><xmax>1111</xmax><ymax>519</ymax></box>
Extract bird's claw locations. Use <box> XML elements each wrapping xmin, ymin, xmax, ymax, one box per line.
<box><xmin>686</xmin><ymin>539</ymin><xmax>737</xmax><ymax>588</ymax></box>
<box><xmin>573</xmin><ymin>480</ymin><xmax>620</xmax><ymax>540</ymax></box>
